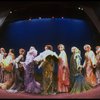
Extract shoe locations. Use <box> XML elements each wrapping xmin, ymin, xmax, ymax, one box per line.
<box><xmin>13</xmin><ymin>90</ymin><xmax>18</xmax><ymax>93</ymax></box>
<box><xmin>6</xmin><ymin>89</ymin><xmax>13</xmax><ymax>92</ymax></box>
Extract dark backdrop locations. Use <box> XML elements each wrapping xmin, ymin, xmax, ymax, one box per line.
<box><xmin>0</xmin><ymin>18</ymin><xmax>100</xmax><ymax>73</ymax></box>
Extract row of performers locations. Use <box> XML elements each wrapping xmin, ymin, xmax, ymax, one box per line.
<box><xmin>0</xmin><ymin>44</ymin><xmax>99</xmax><ymax>95</ymax></box>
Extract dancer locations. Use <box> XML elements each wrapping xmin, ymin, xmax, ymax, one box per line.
<box><xmin>22</xmin><ymin>46</ymin><xmax>41</xmax><ymax>94</ymax></box>
<box><xmin>0</xmin><ymin>48</ymin><xmax>6</xmax><ymax>83</ymax></box>
<box><xmin>83</xmin><ymin>44</ymin><xmax>97</xmax><ymax>87</ymax></box>
<box><xmin>95</xmin><ymin>46</ymin><xmax>100</xmax><ymax>85</ymax></box>
<box><xmin>34</xmin><ymin>45</ymin><xmax>58</xmax><ymax>95</ymax></box>
<box><xmin>57</xmin><ymin>44</ymin><xmax>70</xmax><ymax>93</ymax></box>
<box><xmin>0</xmin><ymin>49</ymin><xmax>15</xmax><ymax>89</ymax></box>
<box><xmin>0</xmin><ymin>48</ymin><xmax>6</xmax><ymax>63</ymax></box>
<box><xmin>70</xmin><ymin>47</ymin><xmax>92</xmax><ymax>93</ymax></box>
<box><xmin>7</xmin><ymin>48</ymin><xmax>25</xmax><ymax>93</ymax></box>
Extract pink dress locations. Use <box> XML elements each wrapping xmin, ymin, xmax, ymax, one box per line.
<box><xmin>83</xmin><ymin>50</ymin><xmax>96</xmax><ymax>86</ymax></box>
<box><xmin>58</xmin><ymin>50</ymin><xmax>70</xmax><ymax>92</ymax></box>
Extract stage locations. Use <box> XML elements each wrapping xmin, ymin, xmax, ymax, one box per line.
<box><xmin>0</xmin><ymin>1</ymin><xmax>99</xmax><ymax>99</ymax></box>
<box><xmin>0</xmin><ymin>86</ymin><xmax>100</xmax><ymax>99</ymax></box>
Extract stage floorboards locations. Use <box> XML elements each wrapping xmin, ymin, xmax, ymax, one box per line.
<box><xmin>0</xmin><ymin>86</ymin><xmax>100</xmax><ymax>99</ymax></box>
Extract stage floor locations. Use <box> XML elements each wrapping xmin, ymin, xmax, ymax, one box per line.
<box><xmin>0</xmin><ymin>86</ymin><xmax>100</xmax><ymax>99</ymax></box>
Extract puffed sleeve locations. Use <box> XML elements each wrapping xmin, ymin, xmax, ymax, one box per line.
<box><xmin>34</xmin><ymin>52</ymin><xmax>44</xmax><ymax>62</ymax></box>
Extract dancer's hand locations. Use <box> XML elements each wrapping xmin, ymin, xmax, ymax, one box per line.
<box><xmin>20</xmin><ymin>62</ymin><xmax>24</xmax><ymax>65</ymax></box>
<box><xmin>38</xmin><ymin>66</ymin><xmax>41</xmax><ymax>69</ymax></box>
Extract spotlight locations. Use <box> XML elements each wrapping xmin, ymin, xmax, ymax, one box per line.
<box><xmin>52</xmin><ymin>16</ymin><xmax>54</xmax><ymax>18</ymax></box>
<box><xmin>29</xmin><ymin>18</ymin><xmax>32</xmax><ymax>20</ymax></box>
<box><xmin>81</xmin><ymin>8</ymin><xmax>84</xmax><ymax>10</ymax></box>
<box><xmin>78</xmin><ymin>7</ymin><xmax>81</xmax><ymax>10</ymax></box>
<box><xmin>10</xmin><ymin>11</ymin><xmax>12</xmax><ymax>14</ymax></box>
<box><xmin>29</xmin><ymin>17</ymin><xmax>32</xmax><ymax>20</ymax></box>
<box><xmin>39</xmin><ymin>17</ymin><xmax>41</xmax><ymax>19</ymax></box>
<box><xmin>78</xmin><ymin>7</ymin><xmax>84</xmax><ymax>11</ymax></box>
<box><xmin>61</xmin><ymin>17</ymin><xmax>64</xmax><ymax>19</ymax></box>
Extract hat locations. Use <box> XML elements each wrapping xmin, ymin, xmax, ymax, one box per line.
<box><xmin>96</xmin><ymin>47</ymin><xmax>100</xmax><ymax>54</ymax></box>
<box><xmin>96</xmin><ymin>46</ymin><xmax>100</xmax><ymax>50</ymax></box>
<box><xmin>71</xmin><ymin>46</ymin><xmax>77</xmax><ymax>53</ymax></box>
<box><xmin>84</xmin><ymin>44</ymin><xmax>91</xmax><ymax>50</ymax></box>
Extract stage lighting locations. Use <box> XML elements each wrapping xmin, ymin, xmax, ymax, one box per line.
<box><xmin>10</xmin><ymin>11</ymin><xmax>12</xmax><ymax>14</ymax></box>
<box><xmin>61</xmin><ymin>17</ymin><xmax>64</xmax><ymax>19</ymax></box>
<box><xmin>81</xmin><ymin>8</ymin><xmax>84</xmax><ymax>10</ymax></box>
<box><xmin>78</xmin><ymin>7</ymin><xmax>81</xmax><ymax>10</ymax></box>
<box><xmin>78</xmin><ymin>7</ymin><xmax>84</xmax><ymax>11</ymax></box>
<box><xmin>29</xmin><ymin>17</ymin><xmax>32</xmax><ymax>20</ymax></box>
<box><xmin>39</xmin><ymin>17</ymin><xmax>41</xmax><ymax>19</ymax></box>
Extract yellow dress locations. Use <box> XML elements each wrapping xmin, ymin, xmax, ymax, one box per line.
<box><xmin>0</xmin><ymin>53</ymin><xmax>15</xmax><ymax>89</ymax></box>
<box><xmin>1</xmin><ymin>53</ymin><xmax>14</xmax><ymax>72</ymax></box>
